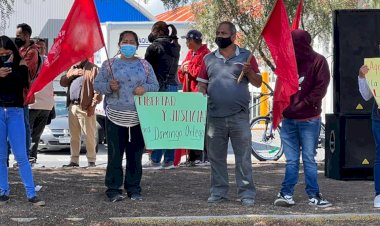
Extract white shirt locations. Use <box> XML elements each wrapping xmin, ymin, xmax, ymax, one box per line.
<box><xmin>358</xmin><ymin>76</ymin><xmax>373</xmax><ymax>101</ymax></box>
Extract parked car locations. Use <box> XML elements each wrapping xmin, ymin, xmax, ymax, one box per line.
<box><xmin>38</xmin><ymin>96</ymin><xmax>98</xmax><ymax>152</ymax></box>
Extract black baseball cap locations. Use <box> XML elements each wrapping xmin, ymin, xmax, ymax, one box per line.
<box><xmin>182</xmin><ymin>29</ymin><xmax>203</xmax><ymax>40</ymax></box>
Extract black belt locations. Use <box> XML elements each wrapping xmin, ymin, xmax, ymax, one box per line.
<box><xmin>70</xmin><ymin>99</ymin><xmax>80</xmax><ymax>105</ymax></box>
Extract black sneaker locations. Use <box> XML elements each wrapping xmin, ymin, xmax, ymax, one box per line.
<box><xmin>28</xmin><ymin>196</ymin><xmax>45</xmax><ymax>206</ymax></box>
<box><xmin>308</xmin><ymin>193</ymin><xmax>332</xmax><ymax>208</ymax></box>
<box><xmin>109</xmin><ymin>194</ymin><xmax>124</xmax><ymax>202</ymax></box>
<box><xmin>129</xmin><ymin>193</ymin><xmax>143</xmax><ymax>201</ymax></box>
<box><xmin>0</xmin><ymin>195</ymin><xmax>9</xmax><ymax>205</ymax></box>
<box><xmin>62</xmin><ymin>162</ymin><xmax>79</xmax><ymax>167</ymax></box>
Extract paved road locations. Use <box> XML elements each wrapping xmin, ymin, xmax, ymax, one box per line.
<box><xmin>8</xmin><ymin>140</ymin><xmax>325</xmax><ymax>168</ymax></box>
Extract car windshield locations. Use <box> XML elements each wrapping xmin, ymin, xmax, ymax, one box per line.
<box><xmin>55</xmin><ymin>100</ymin><xmax>67</xmax><ymax>116</ymax></box>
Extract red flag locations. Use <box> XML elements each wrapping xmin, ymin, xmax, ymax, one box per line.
<box><xmin>292</xmin><ymin>0</ymin><xmax>303</xmax><ymax>30</ymax></box>
<box><xmin>261</xmin><ymin>0</ymin><xmax>298</xmax><ymax>129</ymax></box>
<box><xmin>25</xmin><ymin>0</ymin><xmax>105</xmax><ymax>104</ymax></box>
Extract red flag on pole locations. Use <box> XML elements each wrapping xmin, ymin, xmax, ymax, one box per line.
<box><xmin>292</xmin><ymin>0</ymin><xmax>303</xmax><ymax>30</ymax></box>
<box><xmin>261</xmin><ymin>0</ymin><xmax>298</xmax><ymax>129</ymax></box>
<box><xmin>25</xmin><ymin>0</ymin><xmax>105</xmax><ymax>104</ymax></box>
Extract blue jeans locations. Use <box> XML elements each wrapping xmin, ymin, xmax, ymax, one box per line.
<box><xmin>0</xmin><ymin>107</ymin><xmax>36</xmax><ymax>199</ymax></box>
<box><xmin>24</xmin><ymin>106</ymin><xmax>31</xmax><ymax>157</ymax></box>
<box><xmin>280</xmin><ymin>118</ymin><xmax>321</xmax><ymax>198</ymax></box>
<box><xmin>151</xmin><ymin>84</ymin><xmax>178</xmax><ymax>164</ymax></box>
<box><xmin>372</xmin><ymin>119</ymin><xmax>380</xmax><ymax>196</ymax></box>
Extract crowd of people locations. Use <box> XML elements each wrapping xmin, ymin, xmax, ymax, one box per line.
<box><xmin>1</xmin><ymin>19</ymin><xmax>379</xmax><ymax>210</ymax></box>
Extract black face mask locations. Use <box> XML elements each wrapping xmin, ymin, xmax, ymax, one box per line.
<box><xmin>14</xmin><ymin>38</ymin><xmax>26</xmax><ymax>48</ymax></box>
<box><xmin>0</xmin><ymin>54</ymin><xmax>10</xmax><ymax>63</ymax></box>
<box><xmin>148</xmin><ymin>33</ymin><xmax>157</xmax><ymax>43</ymax></box>
<box><xmin>215</xmin><ymin>37</ymin><xmax>233</xmax><ymax>49</ymax></box>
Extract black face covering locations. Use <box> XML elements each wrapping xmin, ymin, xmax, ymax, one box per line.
<box><xmin>148</xmin><ymin>33</ymin><xmax>157</xmax><ymax>43</ymax></box>
<box><xmin>0</xmin><ymin>54</ymin><xmax>11</xmax><ymax>64</ymax></box>
<box><xmin>215</xmin><ymin>37</ymin><xmax>233</xmax><ymax>49</ymax></box>
<box><xmin>14</xmin><ymin>38</ymin><xmax>26</xmax><ymax>48</ymax></box>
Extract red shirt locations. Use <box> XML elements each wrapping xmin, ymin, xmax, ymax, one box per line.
<box><xmin>178</xmin><ymin>44</ymin><xmax>210</xmax><ymax>92</ymax></box>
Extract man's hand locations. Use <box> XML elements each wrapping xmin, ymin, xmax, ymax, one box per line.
<box><xmin>181</xmin><ymin>61</ymin><xmax>189</xmax><ymax>72</ymax></box>
<box><xmin>68</xmin><ymin>68</ymin><xmax>83</xmax><ymax>78</ymax></box>
<box><xmin>359</xmin><ymin>65</ymin><xmax>369</xmax><ymax>78</ymax></box>
<box><xmin>242</xmin><ymin>62</ymin><xmax>252</xmax><ymax>74</ymax></box>
<box><xmin>133</xmin><ymin>86</ymin><xmax>145</xmax><ymax>96</ymax></box>
<box><xmin>109</xmin><ymin>79</ymin><xmax>119</xmax><ymax>92</ymax></box>
<box><xmin>198</xmin><ymin>82</ymin><xmax>207</xmax><ymax>96</ymax></box>
<box><xmin>0</xmin><ymin>67</ymin><xmax>12</xmax><ymax>78</ymax></box>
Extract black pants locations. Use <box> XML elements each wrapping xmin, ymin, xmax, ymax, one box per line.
<box><xmin>29</xmin><ymin>109</ymin><xmax>51</xmax><ymax>159</ymax></box>
<box><xmin>105</xmin><ymin>118</ymin><xmax>145</xmax><ymax>199</ymax></box>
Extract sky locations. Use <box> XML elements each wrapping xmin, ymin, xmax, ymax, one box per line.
<box><xmin>135</xmin><ymin>0</ymin><xmax>167</xmax><ymax>16</ymax></box>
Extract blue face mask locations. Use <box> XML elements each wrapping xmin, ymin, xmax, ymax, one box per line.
<box><xmin>120</xmin><ymin>44</ymin><xmax>137</xmax><ymax>58</ymax></box>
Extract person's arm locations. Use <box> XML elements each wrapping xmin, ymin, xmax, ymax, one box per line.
<box><xmin>141</xmin><ymin>64</ymin><xmax>160</xmax><ymax>92</ymax></box>
<box><xmin>60</xmin><ymin>66</ymin><xmax>81</xmax><ymax>87</ymax></box>
<box><xmin>94</xmin><ymin>60</ymin><xmax>113</xmax><ymax>95</ymax></box>
<box><xmin>23</xmin><ymin>48</ymin><xmax>38</xmax><ymax>79</ymax></box>
<box><xmin>302</xmin><ymin>57</ymin><xmax>330</xmax><ymax>106</ymax></box>
<box><xmin>196</xmin><ymin>59</ymin><xmax>208</xmax><ymax>95</ymax></box>
<box><xmin>358</xmin><ymin>65</ymin><xmax>373</xmax><ymax>101</ymax></box>
<box><xmin>242</xmin><ymin>57</ymin><xmax>262</xmax><ymax>88</ymax></box>
<box><xmin>144</xmin><ymin>45</ymin><xmax>159</xmax><ymax>74</ymax></box>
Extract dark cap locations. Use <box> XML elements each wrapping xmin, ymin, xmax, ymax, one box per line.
<box><xmin>181</xmin><ymin>29</ymin><xmax>203</xmax><ymax>40</ymax></box>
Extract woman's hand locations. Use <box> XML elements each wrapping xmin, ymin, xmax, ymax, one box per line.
<box><xmin>133</xmin><ymin>86</ymin><xmax>145</xmax><ymax>96</ymax></box>
<box><xmin>0</xmin><ymin>67</ymin><xmax>12</xmax><ymax>78</ymax></box>
<box><xmin>359</xmin><ymin>65</ymin><xmax>369</xmax><ymax>78</ymax></box>
<box><xmin>109</xmin><ymin>79</ymin><xmax>119</xmax><ymax>92</ymax></box>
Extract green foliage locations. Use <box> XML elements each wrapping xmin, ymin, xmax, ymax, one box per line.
<box><xmin>0</xmin><ymin>0</ymin><xmax>14</xmax><ymax>34</ymax></box>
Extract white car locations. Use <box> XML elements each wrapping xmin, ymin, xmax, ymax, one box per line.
<box><xmin>38</xmin><ymin>96</ymin><xmax>99</xmax><ymax>152</ymax></box>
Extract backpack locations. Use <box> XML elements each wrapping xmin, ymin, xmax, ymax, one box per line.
<box><xmin>23</xmin><ymin>44</ymin><xmax>43</xmax><ymax>82</ymax></box>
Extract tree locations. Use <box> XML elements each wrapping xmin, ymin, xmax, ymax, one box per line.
<box><xmin>0</xmin><ymin>0</ymin><xmax>14</xmax><ymax>34</ymax></box>
<box><xmin>159</xmin><ymin>0</ymin><xmax>380</xmax><ymax>71</ymax></box>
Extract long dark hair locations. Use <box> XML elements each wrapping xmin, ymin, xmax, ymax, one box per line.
<box><xmin>152</xmin><ymin>21</ymin><xmax>178</xmax><ymax>45</ymax></box>
<box><xmin>118</xmin><ymin>30</ymin><xmax>139</xmax><ymax>47</ymax></box>
<box><xmin>0</xmin><ymin>35</ymin><xmax>22</xmax><ymax>67</ymax></box>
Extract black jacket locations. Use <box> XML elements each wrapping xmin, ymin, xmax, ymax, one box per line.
<box><xmin>0</xmin><ymin>65</ymin><xmax>29</xmax><ymax>107</ymax></box>
<box><xmin>145</xmin><ymin>37</ymin><xmax>180</xmax><ymax>87</ymax></box>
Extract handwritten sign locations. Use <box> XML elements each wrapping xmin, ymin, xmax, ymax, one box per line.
<box><xmin>135</xmin><ymin>92</ymin><xmax>207</xmax><ymax>150</ymax></box>
<box><xmin>364</xmin><ymin>58</ymin><xmax>380</xmax><ymax>106</ymax></box>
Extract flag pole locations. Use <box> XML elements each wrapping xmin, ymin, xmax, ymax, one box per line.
<box><xmin>237</xmin><ymin>0</ymin><xmax>279</xmax><ymax>83</ymax></box>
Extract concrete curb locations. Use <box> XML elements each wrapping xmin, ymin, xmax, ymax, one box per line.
<box><xmin>109</xmin><ymin>213</ymin><xmax>380</xmax><ymax>224</ymax></box>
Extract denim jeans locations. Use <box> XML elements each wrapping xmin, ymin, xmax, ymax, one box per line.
<box><xmin>207</xmin><ymin>111</ymin><xmax>256</xmax><ymax>200</ymax></box>
<box><xmin>0</xmin><ymin>107</ymin><xmax>36</xmax><ymax>199</ymax></box>
<box><xmin>151</xmin><ymin>84</ymin><xmax>178</xmax><ymax>164</ymax></box>
<box><xmin>372</xmin><ymin>119</ymin><xmax>380</xmax><ymax>196</ymax></box>
<box><xmin>280</xmin><ymin>117</ymin><xmax>321</xmax><ymax>198</ymax></box>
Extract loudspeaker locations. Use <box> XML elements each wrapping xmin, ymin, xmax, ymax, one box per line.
<box><xmin>325</xmin><ymin>114</ymin><xmax>375</xmax><ymax>180</ymax></box>
<box><xmin>333</xmin><ymin>10</ymin><xmax>380</xmax><ymax>114</ymax></box>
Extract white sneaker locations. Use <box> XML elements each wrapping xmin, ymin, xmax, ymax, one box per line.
<box><xmin>142</xmin><ymin>161</ymin><xmax>162</xmax><ymax>169</ymax></box>
<box><xmin>274</xmin><ymin>192</ymin><xmax>295</xmax><ymax>207</ymax></box>
<box><xmin>308</xmin><ymin>193</ymin><xmax>332</xmax><ymax>208</ymax></box>
<box><xmin>374</xmin><ymin>194</ymin><xmax>380</xmax><ymax>208</ymax></box>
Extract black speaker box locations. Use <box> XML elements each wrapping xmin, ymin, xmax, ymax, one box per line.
<box><xmin>325</xmin><ymin>114</ymin><xmax>375</xmax><ymax>180</ymax></box>
<box><xmin>333</xmin><ymin>10</ymin><xmax>380</xmax><ymax>114</ymax></box>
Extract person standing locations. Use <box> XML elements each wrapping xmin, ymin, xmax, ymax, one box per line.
<box><xmin>60</xmin><ymin>59</ymin><xmax>101</xmax><ymax>168</ymax></box>
<box><xmin>95</xmin><ymin>31</ymin><xmax>159</xmax><ymax>202</ymax></box>
<box><xmin>28</xmin><ymin>39</ymin><xmax>54</xmax><ymax>163</ymax></box>
<box><xmin>15</xmin><ymin>23</ymin><xmax>39</xmax><ymax>160</ymax></box>
<box><xmin>0</xmin><ymin>35</ymin><xmax>44</xmax><ymax>206</ymax></box>
<box><xmin>144</xmin><ymin>21</ymin><xmax>181</xmax><ymax>169</ymax></box>
<box><xmin>197</xmin><ymin>21</ymin><xmax>262</xmax><ymax>206</ymax></box>
<box><xmin>273</xmin><ymin>29</ymin><xmax>332</xmax><ymax>208</ymax></box>
<box><xmin>178</xmin><ymin>29</ymin><xmax>210</xmax><ymax>166</ymax></box>
<box><xmin>358</xmin><ymin>64</ymin><xmax>380</xmax><ymax>208</ymax></box>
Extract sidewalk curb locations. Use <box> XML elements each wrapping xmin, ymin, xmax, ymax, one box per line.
<box><xmin>110</xmin><ymin>213</ymin><xmax>380</xmax><ymax>224</ymax></box>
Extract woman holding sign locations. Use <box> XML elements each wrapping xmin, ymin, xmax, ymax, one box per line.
<box><xmin>358</xmin><ymin>64</ymin><xmax>380</xmax><ymax>208</ymax></box>
<box><xmin>94</xmin><ymin>31</ymin><xmax>159</xmax><ymax>202</ymax></box>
